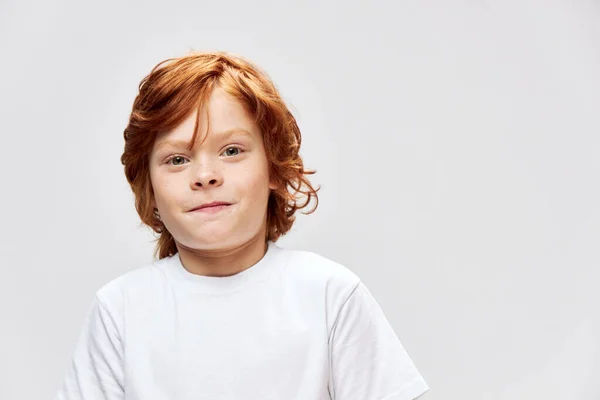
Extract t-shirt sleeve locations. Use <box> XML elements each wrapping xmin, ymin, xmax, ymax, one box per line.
<box><xmin>55</xmin><ymin>295</ymin><xmax>125</xmax><ymax>400</ymax></box>
<box><xmin>328</xmin><ymin>281</ymin><xmax>429</xmax><ymax>400</ymax></box>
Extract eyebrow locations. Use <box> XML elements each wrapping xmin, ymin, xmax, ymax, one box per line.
<box><xmin>156</xmin><ymin>128</ymin><xmax>253</xmax><ymax>150</ymax></box>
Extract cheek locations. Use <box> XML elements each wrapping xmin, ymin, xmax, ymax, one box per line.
<box><xmin>244</xmin><ymin>172</ymin><xmax>271</xmax><ymax>204</ymax></box>
<box><xmin>150</xmin><ymin>170</ymin><xmax>178</xmax><ymax>207</ymax></box>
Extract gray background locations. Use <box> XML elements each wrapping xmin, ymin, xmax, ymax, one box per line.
<box><xmin>1</xmin><ymin>0</ymin><xmax>599</xmax><ymax>399</ymax></box>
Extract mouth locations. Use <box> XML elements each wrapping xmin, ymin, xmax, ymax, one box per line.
<box><xmin>188</xmin><ymin>202</ymin><xmax>232</xmax><ymax>213</ymax></box>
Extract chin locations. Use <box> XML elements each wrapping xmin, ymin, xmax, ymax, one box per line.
<box><xmin>187</xmin><ymin>231</ymin><xmax>237</xmax><ymax>248</ymax></box>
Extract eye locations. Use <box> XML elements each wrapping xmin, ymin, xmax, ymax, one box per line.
<box><xmin>166</xmin><ymin>155</ymin><xmax>188</xmax><ymax>166</ymax></box>
<box><xmin>222</xmin><ymin>146</ymin><xmax>243</xmax><ymax>157</ymax></box>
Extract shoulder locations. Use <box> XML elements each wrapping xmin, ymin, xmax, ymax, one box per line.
<box><xmin>93</xmin><ymin>256</ymin><xmax>172</xmax><ymax>314</ymax></box>
<box><xmin>284</xmin><ymin>246</ymin><xmax>359</xmax><ymax>281</ymax></box>
<box><xmin>279</xmin><ymin>245</ymin><xmax>363</xmax><ymax>308</ymax></box>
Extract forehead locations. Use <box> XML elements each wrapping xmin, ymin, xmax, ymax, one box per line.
<box><xmin>155</xmin><ymin>87</ymin><xmax>260</xmax><ymax>147</ymax></box>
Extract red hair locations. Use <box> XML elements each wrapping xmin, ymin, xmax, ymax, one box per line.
<box><xmin>120</xmin><ymin>52</ymin><xmax>320</xmax><ymax>259</ymax></box>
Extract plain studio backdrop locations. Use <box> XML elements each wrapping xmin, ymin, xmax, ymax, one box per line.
<box><xmin>1</xmin><ymin>0</ymin><xmax>599</xmax><ymax>399</ymax></box>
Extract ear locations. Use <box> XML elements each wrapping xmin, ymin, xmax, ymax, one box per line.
<box><xmin>150</xmin><ymin>195</ymin><xmax>157</xmax><ymax>210</ymax></box>
<box><xmin>268</xmin><ymin>177</ymin><xmax>278</xmax><ymax>191</ymax></box>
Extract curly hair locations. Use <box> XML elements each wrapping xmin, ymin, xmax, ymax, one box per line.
<box><xmin>120</xmin><ymin>51</ymin><xmax>320</xmax><ymax>260</ymax></box>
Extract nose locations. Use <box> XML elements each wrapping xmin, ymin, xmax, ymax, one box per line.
<box><xmin>191</xmin><ymin>161</ymin><xmax>223</xmax><ymax>189</ymax></box>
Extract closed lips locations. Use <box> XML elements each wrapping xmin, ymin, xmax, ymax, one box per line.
<box><xmin>190</xmin><ymin>202</ymin><xmax>231</xmax><ymax>211</ymax></box>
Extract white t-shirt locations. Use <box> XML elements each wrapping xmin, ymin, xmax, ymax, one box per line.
<box><xmin>55</xmin><ymin>241</ymin><xmax>429</xmax><ymax>400</ymax></box>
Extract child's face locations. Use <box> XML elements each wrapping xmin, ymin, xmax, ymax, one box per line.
<box><xmin>148</xmin><ymin>86</ymin><xmax>276</xmax><ymax>250</ymax></box>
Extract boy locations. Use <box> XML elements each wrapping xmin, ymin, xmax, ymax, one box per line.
<box><xmin>55</xmin><ymin>51</ymin><xmax>429</xmax><ymax>399</ymax></box>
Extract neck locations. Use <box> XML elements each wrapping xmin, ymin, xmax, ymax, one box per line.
<box><xmin>175</xmin><ymin>234</ymin><xmax>269</xmax><ymax>277</ymax></box>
